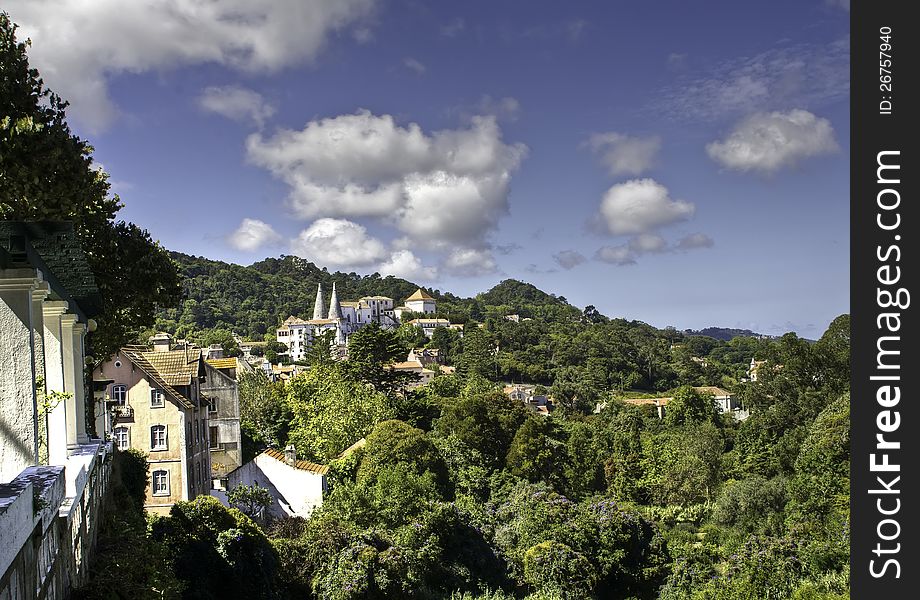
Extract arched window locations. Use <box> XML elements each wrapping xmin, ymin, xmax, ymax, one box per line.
<box><xmin>152</xmin><ymin>470</ymin><xmax>170</xmax><ymax>496</ymax></box>
<box><xmin>113</xmin><ymin>426</ymin><xmax>129</xmax><ymax>450</ymax></box>
<box><xmin>150</xmin><ymin>425</ymin><xmax>167</xmax><ymax>450</ymax></box>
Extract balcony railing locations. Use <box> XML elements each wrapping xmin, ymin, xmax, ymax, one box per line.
<box><xmin>111</xmin><ymin>405</ymin><xmax>133</xmax><ymax>420</ymax></box>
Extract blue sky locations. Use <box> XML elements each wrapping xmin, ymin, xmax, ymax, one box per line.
<box><xmin>8</xmin><ymin>0</ymin><xmax>850</xmax><ymax>338</ymax></box>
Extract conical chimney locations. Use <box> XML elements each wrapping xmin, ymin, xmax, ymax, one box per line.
<box><xmin>313</xmin><ymin>283</ymin><xmax>325</xmax><ymax>320</ymax></box>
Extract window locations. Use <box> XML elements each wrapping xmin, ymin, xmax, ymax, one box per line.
<box><xmin>196</xmin><ymin>462</ymin><xmax>202</xmax><ymax>490</ymax></box>
<box><xmin>114</xmin><ymin>426</ymin><xmax>129</xmax><ymax>450</ymax></box>
<box><xmin>111</xmin><ymin>384</ymin><xmax>127</xmax><ymax>404</ymax></box>
<box><xmin>195</xmin><ymin>420</ymin><xmax>200</xmax><ymax>445</ymax></box>
<box><xmin>187</xmin><ymin>422</ymin><xmax>192</xmax><ymax>447</ymax></box>
<box><xmin>207</xmin><ymin>397</ymin><xmax>217</xmax><ymax>413</ymax></box>
<box><xmin>209</xmin><ymin>425</ymin><xmax>219</xmax><ymax>449</ymax></box>
<box><xmin>150</xmin><ymin>425</ymin><xmax>167</xmax><ymax>450</ymax></box>
<box><xmin>152</xmin><ymin>470</ymin><xmax>170</xmax><ymax>496</ymax></box>
<box><xmin>150</xmin><ymin>388</ymin><xmax>165</xmax><ymax>408</ymax></box>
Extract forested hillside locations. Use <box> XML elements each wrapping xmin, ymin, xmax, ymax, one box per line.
<box><xmin>83</xmin><ymin>313</ymin><xmax>851</xmax><ymax>600</ymax></box>
<box><xmin>153</xmin><ymin>252</ymin><xmax>771</xmax><ymax>393</ymax></box>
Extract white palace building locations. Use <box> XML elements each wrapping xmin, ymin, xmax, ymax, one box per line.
<box><xmin>276</xmin><ymin>285</ymin><xmax>439</xmax><ymax>362</ymax></box>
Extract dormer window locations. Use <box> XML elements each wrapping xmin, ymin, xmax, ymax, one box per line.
<box><xmin>150</xmin><ymin>388</ymin><xmax>165</xmax><ymax>408</ymax></box>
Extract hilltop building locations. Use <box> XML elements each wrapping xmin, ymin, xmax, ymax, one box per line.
<box><xmin>408</xmin><ymin>318</ymin><xmax>450</xmax><ymax>338</ymax></box>
<box><xmin>276</xmin><ymin>286</ymin><xmax>438</xmax><ymax>360</ymax></box>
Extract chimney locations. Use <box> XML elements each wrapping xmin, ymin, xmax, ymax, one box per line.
<box><xmin>149</xmin><ymin>332</ymin><xmax>173</xmax><ymax>352</ymax></box>
<box><xmin>284</xmin><ymin>445</ymin><xmax>297</xmax><ymax>465</ymax></box>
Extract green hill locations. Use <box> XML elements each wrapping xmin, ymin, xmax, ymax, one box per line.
<box><xmin>155</xmin><ymin>254</ymin><xmax>575</xmax><ymax>339</ymax></box>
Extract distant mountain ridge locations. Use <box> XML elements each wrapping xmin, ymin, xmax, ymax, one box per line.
<box><xmin>683</xmin><ymin>327</ymin><xmax>769</xmax><ymax>341</ymax></box>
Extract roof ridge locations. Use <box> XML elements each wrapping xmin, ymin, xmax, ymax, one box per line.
<box><xmin>121</xmin><ymin>348</ymin><xmax>195</xmax><ymax>410</ymax></box>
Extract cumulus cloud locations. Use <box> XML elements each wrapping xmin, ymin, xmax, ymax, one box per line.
<box><xmin>228</xmin><ymin>218</ymin><xmax>282</xmax><ymax>251</ymax></box>
<box><xmin>290</xmin><ymin>218</ymin><xmax>386</xmax><ymax>267</ymax></box>
<box><xmin>377</xmin><ymin>250</ymin><xmax>437</xmax><ymax>280</ymax></box>
<box><xmin>442</xmin><ymin>248</ymin><xmax>498</xmax><ymax>277</ymax></box>
<box><xmin>5</xmin><ymin>0</ymin><xmax>376</xmax><ymax>131</ymax></box>
<box><xmin>676</xmin><ymin>233</ymin><xmax>715</xmax><ymax>250</ymax></box>
<box><xmin>198</xmin><ymin>85</ymin><xmax>275</xmax><ymax>127</ymax></box>
<box><xmin>246</xmin><ymin>110</ymin><xmax>526</xmax><ymax>250</ymax></box>
<box><xmin>585</xmin><ymin>132</ymin><xmax>661</xmax><ymax>176</ymax></box>
<box><xmin>595</xmin><ymin>245</ymin><xmax>636</xmax><ymax>266</ymax></box>
<box><xmin>706</xmin><ymin>109</ymin><xmax>838</xmax><ymax>173</ymax></box>
<box><xmin>553</xmin><ymin>250</ymin><xmax>588</xmax><ymax>270</ymax></box>
<box><xmin>403</xmin><ymin>57</ymin><xmax>427</xmax><ymax>75</ymax></box>
<box><xmin>596</xmin><ymin>179</ymin><xmax>695</xmax><ymax>236</ymax></box>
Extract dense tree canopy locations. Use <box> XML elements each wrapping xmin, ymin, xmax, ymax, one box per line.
<box><xmin>1</xmin><ymin>13</ymin><xmax>182</xmax><ymax>359</ymax></box>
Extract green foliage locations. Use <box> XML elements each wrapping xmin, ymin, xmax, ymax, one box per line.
<box><xmin>523</xmin><ymin>541</ymin><xmax>594</xmax><ymax>599</ymax></box>
<box><xmin>712</xmin><ymin>475</ymin><xmax>787</xmax><ymax>535</ymax></box>
<box><xmin>641</xmin><ymin>423</ymin><xmax>724</xmax><ymax>506</ymax></box>
<box><xmin>358</xmin><ymin>420</ymin><xmax>451</xmax><ymax>496</ymax></box>
<box><xmin>73</xmin><ymin>450</ymin><xmax>183</xmax><ymax>599</ymax></box>
<box><xmin>193</xmin><ymin>328</ymin><xmax>241</xmax><ymax>357</ymax></box>
<box><xmin>435</xmin><ymin>391</ymin><xmax>528</xmax><ymax>469</ymax></box>
<box><xmin>304</xmin><ymin>329</ymin><xmax>336</xmax><ymax>366</ymax></box>
<box><xmin>286</xmin><ymin>363</ymin><xmax>395</xmax><ymax>463</ymax></box>
<box><xmin>344</xmin><ymin>321</ymin><xmax>418</xmax><ymax>395</ymax></box>
<box><xmin>459</xmin><ymin>327</ymin><xmax>497</xmax><ymax>380</ymax></box>
<box><xmin>505</xmin><ymin>417</ymin><xmax>564</xmax><ymax>489</ymax></box>
<box><xmin>1</xmin><ymin>14</ymin><xmax>181</xmax><ymax>359</ymax></box>
<box><xmin>227</xmin><ymin>484</ymin><xmax>273</xmax><ymax>520</ymax></box>
<box><xmin>665</xmin><ymin>386</ymin><xmax>719</xmax><ymax>427</ymax></box>
<box><xmin>238</xmin><ymin>370</ymin><xmax>291</xmax><ymax>454</ymax></box>
<box><xmin>150</xmin><ymin>496</ymin><xmax>282</xmax><ymax>600</ymax></box>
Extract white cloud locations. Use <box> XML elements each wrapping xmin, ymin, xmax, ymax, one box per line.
<box><xmin>198</xmin><ymin>86</ymin><xmax>275</xmax><ymax>127</ymax></box>
<box><xmin>595</xmin><ymin>232</ymin><xmax>712</xmax><ymax>267</ymax></box>
<box><xmin>246</xmin><ymin>110</ymin><xmax>526</xmax><ymax>250</ymax></box>
<box><xmin>377</xmin><ymin>250</ymin><xmax>437</xmax><ymax>280</ymax></box>
<box><xmin>5</xmin><ymin>0</ymin><xmax>376</xmax><ymax>132</ymax></box>
<box><xmin>553</xmin><ymin>250</ymin><xmax>587</xmax><ymax>270</ymax></box>
<box><xmin>585</xmin><ymin>132</ymin><xmax>661</xmax><ymax>176</ymax></box>
<box><xmin>656</xmin><ymin>38</ymin><xmax>849</xmax><ymax>122</ymax></box>
<box><xmin>628</xmin><ymin>233</ymin><xmax>668</xmax><ymax>254</ymax></box>
<box><xmin>475</xmin><ymin>95</ymin><xmax>521</xmax><ymax>121</ymax></box>
<box><xmin>706</xmin><ymin>109</ymin><xmax>838</xmax><ymax>173</ymax></box>
<box><xmin>442</xmin><ymin>248</ymin><xmax>498</xmax><ymax>277</ymax></box>
<box><xmin>290</xmin><ymin>218</ymin><xmax>386</xmax><ymax>267</ymax></box>
<box><xmin>676</xmin><ymin>233</ymin><xmax>715</xmax><ymax>250</ymax></box>
<box><xmin>596</xmin><ymin>179</ymin><xmax>695</xmax><ymax>236</ymax></box>
<box><xmin>595</xmin><ymin>245</ymin><xmax>636</xmax><ymax>266</ymax></box>
<box><xmin>228</xmin><ymin>218</ymin><xmax>282</xmax><ymax>251</ymax></box>
<box><xmin>826</xmin><ymin>0</ymin><xmax>849</xmax><ymax>11</ymax></box>
<box><xmin>403</xmin><ymin>57</ymin><xmax>427</xmax><ymax>75</ymax></box>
